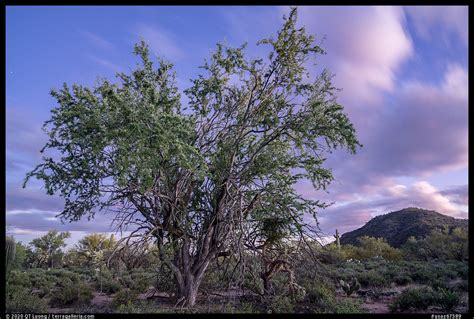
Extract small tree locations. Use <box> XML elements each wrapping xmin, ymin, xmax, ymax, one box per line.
<box><xmin>24</xmin><ymin>8</ymin><xmax>360</xmax><ymax>306</ymax></box>
<box><xmin>29</xmin><ymin>230</ymin><xmax>70</xmax><ymax>269</ymax></box>
<box><xmin>75</xmin><ymin>233</ymin><xmax>117</xmax><ymax>268</ymax></box>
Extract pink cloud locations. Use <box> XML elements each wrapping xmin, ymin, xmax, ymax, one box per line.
<box><xmin>293</xmin><ymin>6</ymin><xmax>413</xmax><ymax>105</ymax></box>
<box><xmin>405</xmin><ymin>6</ymin><xmax>468</xmax><ymax>46</ymax></box>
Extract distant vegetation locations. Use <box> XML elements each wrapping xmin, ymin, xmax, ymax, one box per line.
<box><xmin>6</xmin><ymin>210</ymin><xmax>469</xmax><ymax>313</ymax></box>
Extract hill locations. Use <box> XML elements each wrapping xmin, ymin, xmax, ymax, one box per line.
<box><xmin>339</xmin><ymin>207</ymin><xmax>468</xmax><ymax>248</ymax></box>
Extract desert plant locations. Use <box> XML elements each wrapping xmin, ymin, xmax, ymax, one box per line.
<box><xmin>306</xmin><ymin>283</ymin><xmax>336</xmax><ymax>312</ymax></box>
<box><xmin>436</xmin><ymin>288</ymin><xmax>460</xmax><ymax>311</ymax></box>
<box><xmin>334</xmin><ymin>299</ymin><xmax>363</xmax><ymax>313</ymax></box>
<box><xmin>393</xmin><ymin>274</ymin><xmax>413</xmax><ymax>286</ymax></box>
<box><xmin>6</xmin><ymin>284</ymin><xmax>48</xmax><ymax>313</ymax></box>
<box><xmin>339</xmin><ymin>277</ymin><xmax>360</xmax><ymax>296</ymax></box>
<box><xmin>49</xmin><ymin>278</ymin><xmax>93</xmax><ymax>307</ymax></box>
<box><xmin>389</xmin><ymin>287</ymin><xmax>436</xmax><ymax>312</ymax></box>
<box><xmin>267</xmin><ymin>294</ymin><xmax>295</xmax><ymax>313</ymax></box>
<box><xmin>111</xmin><ymin>288</ymin><xmax>139</xmax><ymax>309</ymax></box>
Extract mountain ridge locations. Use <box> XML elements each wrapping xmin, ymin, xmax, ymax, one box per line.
<box><xmin>339</xmin><ymin>207</ymin><xmax>468</xmax><ymax>248</ymax></box>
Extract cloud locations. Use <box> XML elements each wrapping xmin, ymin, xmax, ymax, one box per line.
<box><xmin>317</xmin><ymin>180</ymin><xmax>467</xmax><ymax>235</ymax></box>
<box><xmin>316</xmin><ymin>62</ymin><xmax>468</xmax><ymax>200</ymax></box>
<box><xmin>87</xmin><ymin>54</ymin><xmax>122</xmax><ymax>72</ymax></box>
<box><xmin>80</xmin><ymin>31</ymin><xmax>114</xmax><ymax>50</ymax></box>
<box><xmin>135</xmin><ymin>24</ymin><xmax>185</xmax><ymax>60</ymax></box>
<box><xmin>404</xmin><ymin>6</ymin><xmax>468</xmax><ymax>46</ymax></box>
<box><xmin>439</xmin><ymin>184</ymin><xmax>468</xmax><ymax>206</ymax></box>
<box><xmin>6</xmin><ymin>209</ymin><xmax>117</xmax><ymax>234</ymax></box>
<box><xmin>293</xmin><ymin>6</ymin><xmax>413</xmax><ymax>105</ymax></box>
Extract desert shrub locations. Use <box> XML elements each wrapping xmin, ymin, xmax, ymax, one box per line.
<box><xmin>49</xmin><ymin>278</ymin><xmax>93</xmax><ymax>307</ymax></box>
<box><xmin>98</xmin><ymin>278</ymin><xmax>122</xmax><ymax>294</ymax></box>
<box><xmin>27</xmin><ymin>269</ymin><xmax>55</xmax><ymax>297</ymax></box>
<box><xmin>319</xmin><ymin>244</ymin><xmax>346</xmax><ymax>264</ymax></box>
<box><xmin>235</xmin><ymin>302</ymin><xmax>258</xmax><ymax>313</ymax></box>
<box><xmin>393</xmin><ymin>274</ymin><xmax>412</xmax><ymax>286</ymax></box>
<box><xmin>117</xmin><ymin>271</ymin><xmax>150</xmax><ymax>293</ymax></box>
<box><xmin>6</xmin><ymin>284</ymin><xmax>48</xmax><ymax>313</ymax></box>
<box><xmin>95</xmin><ymin>268</ymin><xmax>122</xmax><ymax>294</ymax></box>
<box><xmin>344</xmin><ymin>237</ymin><xmax>402</xmax><ymax>261</ymax></box>
<box><xmin>267</xmin><ymin>294</ymin><xmax>295</xmax><ymax>313</ymax></box>
<box><xmin>334</xmin><ymin>299</ymin><xmax>362</xmax><ymax>313</ymax></box>
<box><xmin>401</xmin><ymin>227</ymin><xmax>468</xmax><ymax>261</ymax></box>
<box><xmin>306</xmin><ymin>283</ymin><xmax>336</xmax><ymax>312</ymax></box>
<box><xmin>450</xmin><ymin>280</ymin><xmax>468</xmax><ymax>292</ymax></box>
<box><xmin>389</xmin><ymin>287</ymin><xmax>437</xmax><ymax>312</ymax></box>
<box><xmin>8</xmin><ymin>270</ymin><xmax>31</xmax><ymax>287</ymax></box>
<box><xmin>111</xmin><ymin>288</ymin><xmax>139</xmax><ymax>309</ymax></box>
<box><xmin>411</xmin><ymin>267</ymin><xmax>435</xmax><ymax>284</ymax></box>
<box><xmin>357</xmin><ymin>270</ymin><xmax>387</xmax><ymax>288</ymax></box>
<box><xmin>436</xmin><ymin>288</ymin><xmax>460</xmax><ymax>311</ymax></box>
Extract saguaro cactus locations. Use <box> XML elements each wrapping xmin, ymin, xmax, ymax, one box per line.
<box><xmin>334</xmin><ymin>229</ymin><xmax>341</xmax><ymax>250</ymax></box>
<box><xmin>6</xmin><ymin>236</ymin><xmax>16</xmax><ymax>271</ymax></box>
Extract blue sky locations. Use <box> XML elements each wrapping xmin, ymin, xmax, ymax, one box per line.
<box><xmin>6</xmin><ymin>6</ymin><xmax>468</xmax><ymax>247</ymax></box>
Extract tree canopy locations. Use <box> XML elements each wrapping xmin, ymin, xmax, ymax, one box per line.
<box><xmin>24</xmin><ymin>8</ymin><xmax>361</xmax><ymax>306</ymax></box>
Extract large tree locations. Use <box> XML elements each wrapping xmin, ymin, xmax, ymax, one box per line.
<box><xmin>24</xmin><ymin>8</ymin><xmax>360</xmax><ymax>306</ymax></box>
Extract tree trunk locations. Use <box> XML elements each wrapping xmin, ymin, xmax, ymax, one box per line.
<box><xmin>173</xmin><ymin>260</ymin><xmax>210</xmax><ymax>307</ymax></box>
<box><xmin>261</xmin><ymin>273</ymin><xmax>272</xmax><ymax>295</ymax></box>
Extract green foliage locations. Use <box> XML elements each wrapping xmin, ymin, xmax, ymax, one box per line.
<box><xmin>267</xmin><ymin>294</ymin><xmax>295</xmax><ymax>313</ymax></box>
<box><xmin>343</xmin><ymin>236</ymin><xmax>402</xmax><ymax>261</ymax></box>
<box><xmin>23</xmin><ymin>8</ymin><xmax>361</xmax><ymax>305</ymax></box>
<box><xmin>29</xmin><ymin>230</ymin><xmax>70</xmax><ymax>269</ymax></box>
<box><xmin>74</xmin><ymin>233</ymin><xmax>117</xmax><ymax>268</ymax></box>
<box><xmin>339</xmin><ymin>277</ymin><xmax>360</xmax><ymax>296</ymax></box>
<box><xmin>390</xmin><ymin>286</ymin><xmax>461</xmax><ymax>312</ymax></box>
<box><xmin>96</xmin><ymin>270</ymin><xmax>122</xmax><ymax>294</ymax></box>
<box><xmin>111</xmin><ymin>289</ymin><xmax>139</xmax><ymax>309</ymax></box>
<box><xmin>357</xmin><ymin>270</ymin><xmax>388</xmax><ymax>288</ymax></box>
<box><xmin>319</xmin><ymin>243</ymin><xmax>346</xmax><ymax>264</ymax></box>
<box><xmin>235</xmin><ymin>302</ymin><xmax>258</xmax><ymax>313</ymax></box>
<box><xmin>306</xmin><ymin>283</ymin><xmax>336</xmax><ymax>312</ymax></box>
<box><xmin>333</xmin><ymin>299</ymin><xmax>363</xmax><ymax>313</ymax></box>
<box><xmin>436</xmin><ymin>288</ymin><xmax>460</xmax><ymax>311</ymax></box>
<box><xmin>49</xmin><ymin>277</ymin><xmax>93</xmax><ymax>307</ymax></box>
<box><xmin>389</xmin><ymin>287</ymin><xmax>437</xmax><ymax>312</ymax></box>
<box><xmin>6</xmin><ymin>283</ymin><xmax>48</xmax><ymax>313</ymax></box>
<box><xmin>27</xmin><ymin>269</ymin><xmax>55</xmax><ymax>297</ymax></box>
<box><xmin>401</xmin><ymin>226</ymin><xmax>468</xmax><ymax>261</ymax></box>
<box><xmin>117</xmin><ymin>270</ymin><xmax>151</xmax><ymax>293</ymax></box>
<box><xmin>392</xmin><ymin>274</ymin><xmax>412</xmax><ymax>286</ymax></box>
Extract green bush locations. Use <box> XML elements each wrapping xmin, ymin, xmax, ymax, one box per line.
<box><xmin>306</xmin><ymin>283</ymin><xmax>336</xmax><ymax>312</ymax></box>
<box><xmin>390</xmin><ymin>287</ymin><xmax>436</xmax><ymax>312</ymax></box>
<box><xmin>334</xmin><ymin>299</ymin><xmax>362</xmax><ymax>313</ymax></box>
<box><xmin>27</xmin><ymin>269</ymin><xmax>55</xmax><ymax>297</ymax></box>
<box><xmin>393</xmin><ymin>274</ymin><xmax>412</xmax><ymax>286</ymax></box>
<box><xmin>6</xmin><ymin>284</ymin><xmax>48</xmax><ymax>313</ymax></box>
<box><xmin>49</xmin><ymin>278</ymin><xmax>93</xmax><ymax>307</ymax></box>
<box><xmin>436</xmin><ymin>288</ymin><xmax>460</xmax><ymax>311</ymax></box>
<box><xmin>235</xmin><ymin>302</ymin><xmax>258</xmax><ymax>313</ymax></box>
<box><xmin>8</xmin><ymin>270</ymin><xmax>31</xmax><ymax>287</ymax></box>
<box><xmin>111</xmin><ymin>289</ymin><xmax>139</xmax><ymax>309</ymax></box>
<box><xmin>117</xmin><ymin>270</ymin><xmax>150</xmax><ymax>293</ymax></box>
<box><xmin>97</xmin><ymin>278</ymin><xmax>122</xmax><ymax>294</ymax></box>
<box><xmin>357</xmin><ymin>271</ymin><xmax>387</xmax><ymax>288</ymax></box>
<box><xmin>267</xmin><ymin>295</ymin><xmax>294</xmax><ymax>313</ymax></box>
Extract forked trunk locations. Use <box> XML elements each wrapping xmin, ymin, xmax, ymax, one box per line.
<box><xmin>174</xmin><ymin>260</ymin><xmax>210</xmax><ymax>307</ymax></box>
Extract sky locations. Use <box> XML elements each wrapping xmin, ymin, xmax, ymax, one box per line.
<box><xmin>6</xmin><ymin>6</ymin><xmax>468</xmax><ymax>247</ymax></box>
